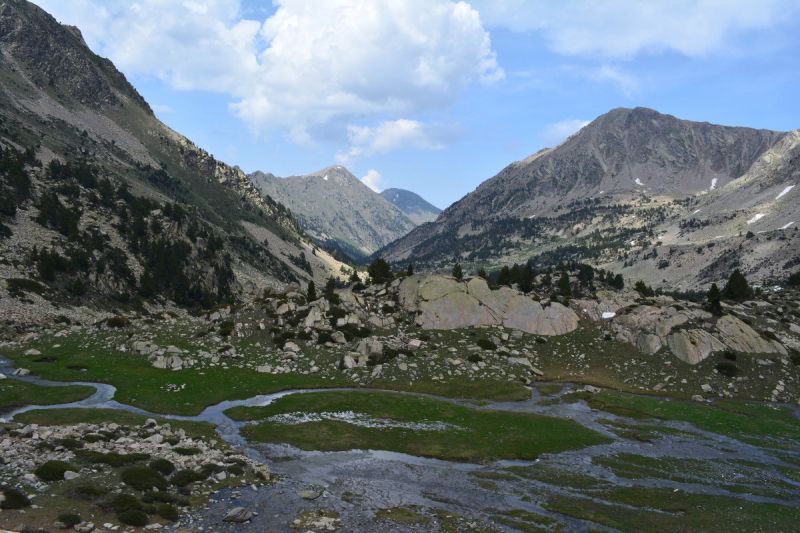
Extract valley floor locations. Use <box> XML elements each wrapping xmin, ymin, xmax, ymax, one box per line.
<box><xmin>1</xmin><ymin>307</ymin><xmax>799</xmax><ymax>532</ymax></box>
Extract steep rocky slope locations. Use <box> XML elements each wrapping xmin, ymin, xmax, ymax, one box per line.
<box><xmin>380</xmin><ymin>188</ymin><xmax>441</xmax><ymax>225</ymax></box>
<box><xmin>250</xmin><ymin>166</ymin><xmax>416</xmax><ymax>260</ymax></box>
<box><xmin>0</xmin><ymin>0</ymin><xmax>346</xmax><ymax>322</ymax></box>
<box><xmin>379</xmin><ymin>108</ymin><xmax>798</xmax><ymax>290</ymax></box>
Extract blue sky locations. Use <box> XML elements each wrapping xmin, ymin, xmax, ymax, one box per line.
<box><xmin>35</xmin><ymin>1</ymin><xmax>800</xmax><ymax>209</ymax></box>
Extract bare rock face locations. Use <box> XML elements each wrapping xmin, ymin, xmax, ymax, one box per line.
<box><xmin>399</xmin><ymin>275</ymin><xmax>579</xmax><ymax>335</ymax></box>
<box><xmin>667</xmin><ymin>329</ymin><xmax>726</xmax><ymax>365</ymax></box>
<box><xmin>716</xmin><ymin>315</ymin><xmax>786</xmax><ymax>355</ymax></box>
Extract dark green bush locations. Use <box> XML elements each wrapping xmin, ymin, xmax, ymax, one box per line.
<box><xmin>68</xmin><ymin>483</ymin><xmax>107</xmax><ymax>501</ymax></box>
<box><xmin>149</xmin><ymin>458</ymin><xmax>175</xmax><ymax>475</ymax></box>
<box><xmin>219</xmin><ymin>320</ymin><xmax>235</xmax><ymax>336</ymax></box>
<box><xmin>467</xmin><ymin>353</ymin><xmax>483</xmax><ymax>363</ymax></box>
<box><xmin>142</xmin><ymin>491</ymin><xmax>188</xmax><ymax>506</ymax></box>
<box><xmin>118</xmin><ymin>509</ymin><xmax>148</xmax><ymax>527</ymax></box>
<box><xmin>0</xmin><ymin>487</ymin><xmax>30</xmax><ymax>509</ymax></box>
<box><xmin>104</xmin><ymin>493</ymin><xmax>142</xmax><ymax>514</ymax></box>
<box><xmin>157</xmin><ymin>503</ymin><xmax>180</xmax><ymax>521</ymax></box>
<box><xmin>171</xmin><ymin>469</ymin><xmax>206</xmax><ymax>487</ymax></box>
<box><xmin>476</xmin><ymin>338</ymin><xmax>497</xmax><ymax>351</ymax></box>
<box><xmin>172</xmin><ymin>446</ymin><xmax>201</xmax><ymax>456</ymax></box>
<box><xmin>715</xmin><ymin>360</ymin><xmax>738</xmax><ymax>378</ymax></box>
<box><xmin>226</xmin><ymin>464</ymin><xmax>244</xmax><ymax>475</ymax></box>
<box><xmin>76</xmin><ymin>450</ymin><xmax>149</xmax><ymax>466</ymax></box>
<box><xmin>57</xmin><ymin>513</ymin><xmax>81</xmax><ymax>527</ymax></box>
<box><xmin>120</xmin><ymin>466</ymin><xmax>168</xmax><ymax>491</ymax></box>
<box><xmin>106</xmin><ymin>316</ymin><xmax>130</xmax><ymax>328</ymax></box>
<box><xmin>56</xmin><ymin>437</ymin><xmax>83</xmax><ymax>449</ymax></box>
<box><xmin>34</xmin><ymin>460</ymin><xmax>73</xmax><ymax>482</ymax></box>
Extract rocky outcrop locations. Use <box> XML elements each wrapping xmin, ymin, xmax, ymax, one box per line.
<box><xmin>667</xmin><ymin>329</ymin><xmax>726</xmax><ymax>365</ymax></box>
<box><xmin>399</xmin><ymin>275</ymin><xmax>579</xmax><ymax>335</ymax></box>
<box><xmin>716</xmin><ymin>315</ymin><xmax>787</xmax><ymax>355</ymax></box>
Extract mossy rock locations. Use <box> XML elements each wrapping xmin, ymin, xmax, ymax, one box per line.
<box><xmin>120</xmin><ymin>465</ymin><xmax>168</xmax><ymax>491</ymax></box>
<box><xmin>34</xmin><ymin>460</ymin><xmax>74</xmax><ymax>482</ymax></box>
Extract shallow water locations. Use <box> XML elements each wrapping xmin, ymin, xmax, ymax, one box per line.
<box><xmin>2</xmin><ymin>356</ymin><xmax>798</xmax><ymax>532</ymax></box>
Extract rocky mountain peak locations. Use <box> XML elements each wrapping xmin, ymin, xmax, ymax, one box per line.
<box><xmin>0</xmin><ymin>0</ymin><xmax>152</xmax><ymax>112</ymax></box>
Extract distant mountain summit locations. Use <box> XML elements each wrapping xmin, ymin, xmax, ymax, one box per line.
<box><xmin>250</xmin><ymin>166</ymin><xmax>416</xmax><ymax>260</ymax></box>
<box><xmin>378</xmin><ymin>107</ymin><xmax>799</xmax><ymax>290</ymax></box>
<box><xmin>380</xmin><ymin>188</ymin><xmax>441</xmax><ymax>225</ymax></box>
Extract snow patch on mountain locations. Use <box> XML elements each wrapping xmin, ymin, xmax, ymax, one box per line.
<box><xmin>710</xmin><ymin>178</ymin><xmax>718</xmax><ymax>190</ymax></box>
<box><xmin>634</xmin><ymin>178</ymin><xmax>644</xmax><ymax>186</ymax></box>
<box><xmin>781</xmin><ymin>221</ymin><xmax>795</xmax><ymax>230</ymax></box>
<box><xmin>747</xmin><ymin>213</ymin><xmax>765</xmax><ymax>225</ymax></box>
<box><xmin>776</xmin><ymin>185</ymin><xmax>794</xmax><ymax>200</ymax></box>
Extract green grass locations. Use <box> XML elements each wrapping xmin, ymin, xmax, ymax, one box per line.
<box><xmin>594</xmin><ymin>453</ymin><xmax>799</xmax><ymax>499</ymax></box>
<box><xmin>13</xmin><ymin>408</ymin><xmax>217</xmax><ymax>440</ymax></box>
<box><xmin>230</xmin><ymin>390</ymin><xmax>610</xmax><ymax>462</ymax></box>
<box><xmin>375</xmin><ymin>506</ymin><xmax>430</xmax><ymax>525</ymax></box>
<box><xmin>583</xmin><ymin>391</ymin><xmax>800</xmax><ymax>448</ymax></box>
<box><xmin>543</xmin><ymin>487</ymin><xmax>800</xmax><ymax>532</ymax></box>
<box><xmin>2</xmin><ymin>333</ymin><xmax>530</xmax><ymax>415</ymax></box>
<box><xmin>0</xmin><ymin>380</ymin><xmax>94</xmax><ymax>411</ymax></box>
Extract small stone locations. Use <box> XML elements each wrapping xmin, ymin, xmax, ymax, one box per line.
<box><xmin>63</xmin><ymin>470</ymin><xmax>80</xmax><ymax>481</ymax></box>
<box><xmin>223</xmin><ymin>507</ymin><xmax>254</xmax><ymax>523</ymax></box>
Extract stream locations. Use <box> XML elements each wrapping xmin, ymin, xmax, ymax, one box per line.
<box><xmin>2</xmin><ymin>356</ymin><xmax>799</xmax><ymax>532</ymax></box>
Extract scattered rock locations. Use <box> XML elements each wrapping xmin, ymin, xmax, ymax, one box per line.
<box><xmin>223</xmin><ymin>507</ymin><xmax>254</xmax><ymax>523</ymax></box>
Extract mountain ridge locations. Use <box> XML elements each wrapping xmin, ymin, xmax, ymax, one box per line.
<box><xmin>250</xmin><ymin>165</ymin><xmax>416</xmax><ymax>260</ymax></box>
<box><xmin>380</xmin><ymin>187</ymin><xmax>441</xmax><ymax>225</ymax></box>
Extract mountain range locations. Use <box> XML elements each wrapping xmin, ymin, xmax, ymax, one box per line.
<box><xmin>378</xmin><ymin>107</ymin><xmax>799</xmax><ymax>290</ymax></box>
<box><xmin>249</xmin><ymin>166</ymin><xmax>417</xmax><ymax>261</ymax></box>
<box><xmin>380</xmin><ymin>188</ymin><xmax>441</xmax><ymax>225</ymax></box>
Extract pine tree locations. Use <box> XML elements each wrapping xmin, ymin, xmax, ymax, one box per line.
<box><xmin>406</xmin><ymin>264</ymin><xmax>414</xmax><ymax>276</ymax></box>
<box><xmin>477</xmin><ymin>268</ymin><xmax>488</xmax><ymax>280</ymax></box>
<box><xmin>306</xmin><ymin>280</ymin><xmax>317</xmax><ymax>302</ymax></box>
<box><xmin>519</xmin><ymin>264</ymin><xmax>534</xmax><ymax>293</ymax></box>
<box><xmin>368</xmin><ymin>258</ymin><xmax>393</xmax><ymax>284</ymax></box>
<box><xmin>452</xmin><ymin>263</ymin><xmax>463</xmax><ymax>281</ymax></box>
<box><xmin>497</xmin><ymin>266</ymin><xmax>511</xmax><ymax>287</ymax></box>
<box><xmin>634</xmin><ymin>280</ymin><xmax>654</xmax><ymax>297</ymax></box>
<box><xmin>557</xmin><ymin>272</ymin><xmax>571</xmax><ymax>297</ymax></box>
<box><xmin>577</xmin><ymin>264</ymin><xmax>594</xmax><ymax>286</ymax></box>
<box><xmin>324</xmin><ymin>277</ymin><xmax>340</xmax><ymax>304</ymax></box>
<box><xmin>723</xmin><ymin>269</ymin><xmax>752</xmax><ymax>300</ymax></box>
<box><xmin>707</xmin><ymin>283</ymin><xmax>722</xmax><ymax>315</ymax></box>
<box><xmin>610</xmin><ymin>273</ymin><xmax>624</xmax><ymax>290</ymax></box>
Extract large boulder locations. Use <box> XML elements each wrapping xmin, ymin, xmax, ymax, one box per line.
<box><xmin>399</xmin><ymin>275</ymin><xmax>579</xmax><ymax>335</ymax></box>
<box><xmin>667</xmin><ymin>329</ymin><xmax>725</xmax><ymax>365</ymax></box>
<box><xmin>716</xmin><ymin>315</ymin><xmax>785</xmax><ymax>355</ymax></box>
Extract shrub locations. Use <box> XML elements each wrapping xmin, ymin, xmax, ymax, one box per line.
<box><xmin>118</xmin><ymin>509</ymin><xmax>148</xmax><ymax>527</ymax></box>
<box><xmin>149</xmin><ymin>458</ymin><xmax>175</xmax><ymax>475</ymax></box>
<box><xmin>142</xmin><ymin>491</ymin><xmax>188</xmax><ymax>506</ymax></box>
<box><xmin>34</xmin><ymin>460</ymin><xmax>73</xmax><ymax>482</ymax></box>
<box><xmin>68</xmin><ymin>483</ymin><xmax>107</xmax><ymax>501</ymax></box>
<box><xmin>56</xmin><ymin>437</ymin><xmax>83</xmax><ymax>449</ymax></box>
<box><xmin>723</xmin><ymin>350</ymin><xmax>737</xmax><ymax>361</ymax></box>
<box><xmin>467</xmin><ymin>353</ymin><xmax>483</xmax><ymax>363</ymax></box>
<box><xmin>476</xmin><ymin>338</ymin><xmax>497</xmax><ymax>351</ymax></box>
<box><xmin>226</xmin><ymin>464</ymin><xmax>245</xmax><ymax>475</ymax></box>
<box><xmin>157</xmin><ymin>503</ymin><xmax>180</xmax><ymax>521</ymax></box>
<box><xmin>171</xmin><ymin>469</ymin><xmax>206</xmax><ymax>487</ymax></box>
<box><xmin>57</xmin><ymin>513</ymin><xmax>81</xmax><ymax>527</ymax></box>
<box><xmin>368</xmin><ymin>258</ymin><xmax>393</xmax><ymax>284</ymax></box>
<box><xmin>219</xmin><ymin>320</ymin><xmax>235</xmax><ymax>337</ymax></box>
<box><xmin>104</xmin><ymin>493</ymin><xmax>142</xmax><ymax>514</ymax></box>
<box><xmin>0</xmin><ymin>487</ymin><xmax>30</xmax><ymax>509</ymax></box>
<box><xmin>789</xmin><ymin>349</ymin><xmax>800</xmax><ymax>366</ymax></box>
<box><xmin>172</xmin><ymin>446</ymin><xmax>201</xmax><ymax>456</ymax></box>
<box><xmin>106</xmin><ymin>316</ymin><xmax>130</xmax><ymax>328</ymax></box>
<box><xmin>76</xmin><ymin>450</ymin><xmax>149</xmax><ymax>466</ymax></box>
<box><xmin>715</xmin><ymin>360</ymin><xmax>738</xmax><ymax>378</ymax></box>
<box><xmin>120</xmin><ymin>465</ymin><xmax>168</xmax><ymax>491</ymax></box>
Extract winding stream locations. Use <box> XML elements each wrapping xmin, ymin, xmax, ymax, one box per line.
<box><xmin>2</xmin><ymin>356</ymin><xmax>799</xmax><ymax>532</ymax></box>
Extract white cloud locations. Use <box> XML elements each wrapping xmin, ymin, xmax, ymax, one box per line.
<box><xmin>585</xmin><ymin>65</ymin><xmax>639</xmax><ymax>96</ymax></box>
<box><xmin>336</xmin><ymin>119</ymin><xmax>456</xmax><ymax>164</ymax></box>
<box><xmin>360</xmin><ymin>169</ymin><xmax>383</xmax><ymax>192</ymax></box>
<box><xmin>539</xmin><ymin>119</ymin><xmax>589</xmax><ymax>146</ymax></box>
<box><xmin>35</xmin><ymin>0</ymin><xmax>502</xmax><ymax>155</ymax></box>
<box><xmin>471</xmin><ymin>0</ymin><xmax>795</xmax><ymax>58</ymax></box>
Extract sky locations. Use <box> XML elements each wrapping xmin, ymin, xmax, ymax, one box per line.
<box><xmin>34</xmin><ymin>0</ymin><xmax>800</xmax><ymax>210</ymax></box>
